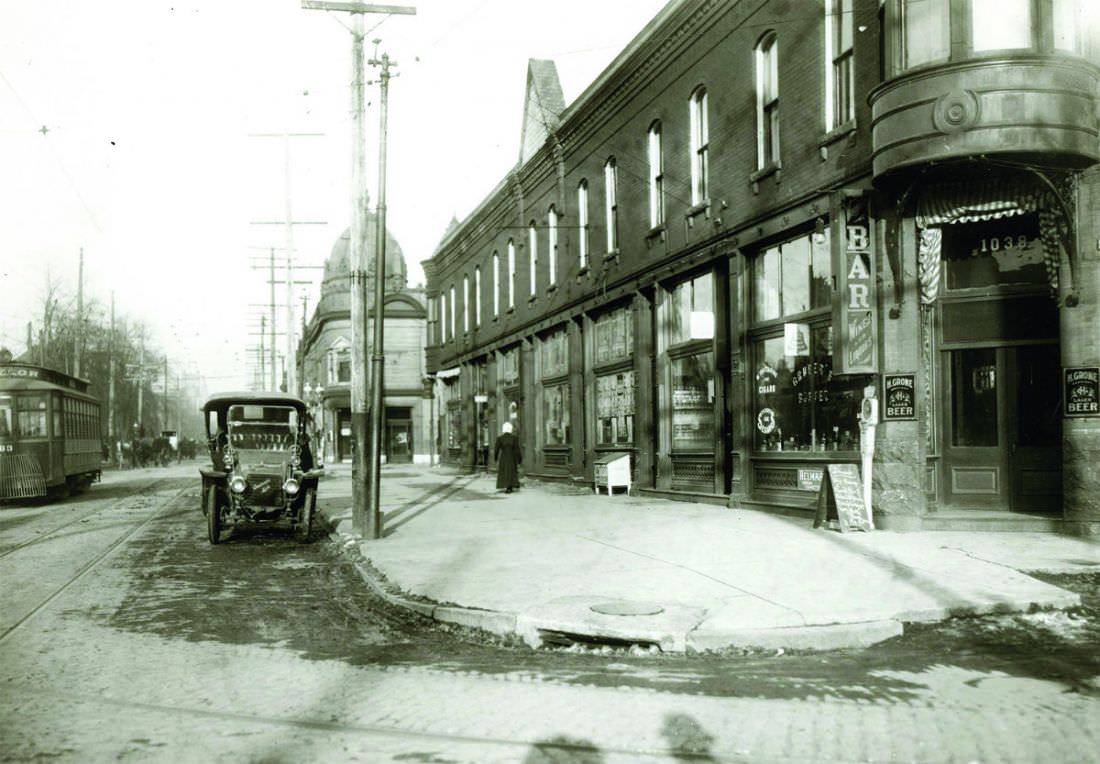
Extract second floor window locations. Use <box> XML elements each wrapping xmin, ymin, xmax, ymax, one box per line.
<box><xmin>449</xmin><ymin>284</ymin><xmax>456</xmax><ymax>339</ymax></box>
<box><xmin>463</xmin><ymin>274</ymin><xmax>470</xmax><ymax>333</ymax></box>
<box><xmin>528</xmin><ymin>222</ymin><xmax>538</xmax><ymax>295</ymax></box>
<box><xmin>507</xmin><ymin>240</ymin><xmax>516</xmax><ymax>309</ymax></box>
<box><xmin>577</xmin><ymin>180</ymin><xmax>590</xmax><ymax>269</ymax></box>
<box><xmin>492</xmin><ymin>251</ymin><xmax>500</xmax><ymax>317</ymax></box>
<box><xmin>827</xmin><ymin>0</ymin><xmax>854</xmax><ymax>130</ymax></box>
<box><xmin>689</xmin><ymin>88</ymin><xmax>708</xmax><ymax>204</ymax></box>
<box><xmin>604</xmin><ymin>157</ymin><xmax>618</xmax><ymax>253</ymax></box>
<box><xmin>548</xmin><ymin>206</ymin><xmax>558</xmax><ymax>285</ymax></box>
<box><xmin>440</xmin><ymin>292</ymin><xmax>448</xmax><ymax>342</ymax></box>
<box><xmin>648</xmin><ymin>121</ymin><xmax>664</xmax><ymax>227</ymax></box>
<box><xmin>756</xmin><ymin>33</ymin><xmax>780</xmax><ymax>168</ymax></box>
<box><xmin>474</xmin><ymin>265</ymin><xmax>482</xmax><ymax>326</ymax></box>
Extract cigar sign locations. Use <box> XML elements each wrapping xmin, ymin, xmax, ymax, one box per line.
<box><xmin>836</xmin><ymin>196</ymin><xmax>878</xmax><ymax>374</ymax></box>
<box><xmin>1064</xmin><ymin>367</ymin><xmax>1099</xmax><ymax>417</ymax></box>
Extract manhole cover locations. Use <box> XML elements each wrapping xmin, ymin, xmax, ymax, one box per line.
<box><xmin>590</xmin><ymin>601</ymin><xmax>664</xmax><ymax>616</ymax></box>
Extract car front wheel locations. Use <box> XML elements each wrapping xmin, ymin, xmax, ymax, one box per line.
<box><xmin>206</xmin><ymin>484</ymin><xmax>222</xmax><ymax>545</ymax></box>
<box><xmin>295</xmin><ymin>487</ymin><xmax>315</xmax><ymax>542</ymax></box>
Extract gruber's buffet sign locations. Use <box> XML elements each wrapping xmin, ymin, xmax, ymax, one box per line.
<box><xmin>836</xmin><ymin>196</ymin><xmax>878</xmax><ymax>375</ymax></box>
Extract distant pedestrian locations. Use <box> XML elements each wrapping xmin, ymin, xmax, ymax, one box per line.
<box><xmin>493</xmin><ymin>422</ymin><xmax>521</xmax><ymax>493</ymax></box>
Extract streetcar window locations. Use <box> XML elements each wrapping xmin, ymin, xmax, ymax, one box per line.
<box><xmin>53</xmin><ymin>408</ymin><xmax>61</xmax><ymax>439</ymax></box>
<box><xmin>17</xmin><ymin>395</ymin><xmax>48</xmax><ymax>438</ymax></box>
<box><xmin>0</xmin><ymin>397</ymin><xmax>12</xmax><ymax>437</ymax></box>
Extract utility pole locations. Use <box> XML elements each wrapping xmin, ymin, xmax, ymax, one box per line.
<box><xmin>366</xmin><ymin>42</ymin><xmax>396</xmax><ymax>540</ymax></box>
<box><xmin>74</xmin><ymin>248</ymin><xmax>84</xmax><ymax>378</ymax></box>
<box><xmin>269</xmin><ymin>247</ymin><xmax>277</xmax><ymax>389</ymax></box>
<box><xmin>137</xmin><ymin>328</ymin><xmax>145</xmax><ymax>436</ymax></box>
<box><xmin>108</xmin><ymin>292</ymin><xmax>115</xmax><ymax>445</ymax></box>
<box><xmin>303</xmin><ymin>0</ymin><xmax>415</xmax><ymax>537</ymax></box>
<box><xmin>163</xmin><ymin>356</ymin><xmax>169</xmax><ymax>432</ymax></box>
<box><xmin>259</xmin><ymin>314</ymin><xmax>267</xmax><ymax>390</ymax></box>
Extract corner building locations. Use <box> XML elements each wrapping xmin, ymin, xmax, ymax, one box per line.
<box><xmin>424</xmin><ymin>0</ymin><xmax>1100</xmax><ymax>534</ymax></box>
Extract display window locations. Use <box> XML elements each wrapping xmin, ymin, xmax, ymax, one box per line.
<box><xmin>596</xmin><ymin>371</ymin><xmax>633</xmax><ymax>445</ymax></box>
<box><xmin>543</xmin><ymin>383</ymin><xmax>570</xmax><ymax>446</ymax></box>
<box><xmin>541</xmin><ymin>329</ymin><xmax>568</xmax><ymax>378</ymax></box>
<box><xmin>669</xmin><ymin>273</ymin><xmax>714</xmax><ymax>344</ymax></box>
<box><xmin>672</xmin><ymin>352</ymin><xmax>714</xmax><ymax>450</ymax></box>
<box><xmin>750</xmin><ymin>227</ymin><xmax>866</xmax><ymax>453</ymax></box>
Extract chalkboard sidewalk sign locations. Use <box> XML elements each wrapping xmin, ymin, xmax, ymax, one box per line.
<box><xmin>813</xmin><ymin>464</ymin><xmax>873</xmax><ymax>532</ymax></box>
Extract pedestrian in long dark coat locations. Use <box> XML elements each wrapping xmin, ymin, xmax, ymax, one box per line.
<box><xmin>494</xmin><ymin>422</ymin><xmax>521</xmax><ymax>493</ymax></box>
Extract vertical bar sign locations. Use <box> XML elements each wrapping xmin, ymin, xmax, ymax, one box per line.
<box><xmin>838</xmin><ymin>195</ymin><xmax>878</xmax><ymax>374</ymax></box>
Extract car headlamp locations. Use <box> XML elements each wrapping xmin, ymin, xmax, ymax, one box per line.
<box><xmin>230</xmin><ymin>475</ymin><xmax>247</xmax><ymax>494</ymax></box>
<box><xmin>289</xmin><ymin>444</ymin><xmax>301</xmax><ymax>468</ymax></box>
<box><xmin>222</xmin><ymin>449</ymin><xmax>234</xmax><ymax>470</ymax></box>
<box><xmin>282</xmin><ymin>478</ymin><xmax>300</xmax><ymax>496</ymax></box>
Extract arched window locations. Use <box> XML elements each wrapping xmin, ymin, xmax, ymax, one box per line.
<box><xmin>507</xmin><ymin>240</ymin><xmax>516</xmax><ymax>309</ymax></box>
<box><xmin>547</xmin><ymin>205</ymin><xmax>558</xmax><ymax>285</ymax></box>
<box><xmin>528</xmin><ymin>220</ymin><xmax>538</xmax><ymax>295</ymax></box>
<box><xmin>440</xmin><ymin>291</ymin><xmax>448</xmax><ymax>342</ymax></box>
<box><xmin>474</xmin><ymin>265</ymin><xmax>482</xmax><ymax>326</ymax></box>
<box><xmin>755</xmin><ymin>34</ymin><xmax>779</xmax><ymax>169</ymax></box>
<box><xmin>449</xmin><ymin>284</ymin><xmax>456</xmax><ymax>339</ymax></box>
<box><xmin>463</xmin><ymin>274</ymin><xmax>470</xmax><ymax>333</ymax></box>
<box><xmin>577</xmin><ymin>180</ymin><xmax>590</xmax><ymax>269</ymax></box>
<box><xmin>648</xmin><ymin>121</ymin><xmax>664</xmax><ymax>226</ymax></box>
<box><xmin>604</xmin><ymin>157</ymin><xmax>618</xmax><ymax>253</ymax></box>
<box><xmin>492</xmin><ymin>251</ymin><xmax>500</xmax><ymax>317</ymax></box>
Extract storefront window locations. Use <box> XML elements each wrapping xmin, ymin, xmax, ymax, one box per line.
<box><xmin>596</xmin><ymin>371</ymin><xmax>634</xmax><ymax>445</ymax></box>
<box><xmin>900</xmin><ymin>0</ymin><xmax>950</xmax><ymax>70</ymax></box>
<box><xmin>543</xmin><ymin>383</ymin><xmax>570</xmax><ymax>446</ymax></box>
<box><xmin>671</xmin><ymin>352</ymin><xmax>714</xmax><ymax>450</ymax></box>
<box><xmin>499</xmin><ymin>346</ymin><xmax>519</xmax><ymax>387</ymax></box>
<box><xmin>972</xmin><ymin>0</ymin><xmax>1032</xmax><ymax>51</ymax></box>
<box><xmin>754</xmin><ymin>229</ymin><xmax>832</xmax><ymax>322</ymax></box>
<box><xmin>753</xmin><ymin>329</ymin><xmax>864</xmax><ymax>452</ymax></box>
<box><xmin>541</xmin><ymin>329</ymin><xmax>568</xmax><ymax>377</ymax></box>
<box><xmin>668</xmin><ymin>273</ymin><xmax>714</xmax><ymax>344</ymax></box>
<box><xmin>17</xmin><ymin>395</ymin><xmax>48</xmax><ymax>438</ymax></box>
<box><xmin>594</xmin><ymin>307</ymin><xmax>633</xmax><ymax>364</ymax></box>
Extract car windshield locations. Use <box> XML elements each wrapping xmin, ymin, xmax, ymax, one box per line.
<box><xmin>227</xmin><ymin>404</ymin><xmax>298</xmax><ymax>451</ymax></box>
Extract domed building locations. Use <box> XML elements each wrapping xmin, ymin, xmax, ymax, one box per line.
<box><xmin>299</xmin><ymin>216</ymin><xmax>431</xmax><ymax>465</ymax></box>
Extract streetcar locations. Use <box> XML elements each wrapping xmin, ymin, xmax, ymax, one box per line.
<box><xmin>0</xmin><ymin>361</ymin><xmax>103</xmax><ymax>500</ymax></box>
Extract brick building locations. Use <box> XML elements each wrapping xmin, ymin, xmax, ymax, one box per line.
<box><xmin>300</xmin><ymin>220</ymin><xmax>432</xmax><ymax>465</ymax></box>
<box><xmin>424</xmin><ymin>0</ymin><xmax>1100</xmax><ymax>533</ymax></box>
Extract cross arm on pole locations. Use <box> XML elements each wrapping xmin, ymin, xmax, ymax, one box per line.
<box><xmin>301</xmin><ymin>1</ymin><xmax>415</xmax><ymax>14</ymax></box>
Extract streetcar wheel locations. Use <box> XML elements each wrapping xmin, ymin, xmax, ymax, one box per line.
<box><xmin>295</xmin><ymin>487</ymin><xmax>315</xmax><ymax>542</ymax></box>
<box><xmin>206</xmin><ymin>485</ymin><xmax>222</xmax><ymax>545</ymax></box>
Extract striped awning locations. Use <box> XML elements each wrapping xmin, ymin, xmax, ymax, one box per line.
<box><xmin>916</xmin><ymin>178</ymin><xmax>1043</xmax><ymax>227</ymax></box>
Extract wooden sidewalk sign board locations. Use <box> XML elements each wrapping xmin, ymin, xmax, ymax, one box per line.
<box><xmin>813</xmin><ymin>464</ymin><xmax>872</xmax><ymax>532</ymax></box>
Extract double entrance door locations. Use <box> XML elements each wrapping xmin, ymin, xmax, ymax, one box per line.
<box><xmin>941</xmin><ymin>342</ymin><xmax>1062</xmax><ymax>511</ymax></box>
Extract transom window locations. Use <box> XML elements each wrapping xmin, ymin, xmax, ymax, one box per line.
<box><xmin>668</xmin><ymin>272</ymin><xmax>715</xmax><ymax>346</ymax></box>
<box><xmin>753</xmin><ymin>228</ymin><xmax>833</xmax><ymax>322</ymax></box>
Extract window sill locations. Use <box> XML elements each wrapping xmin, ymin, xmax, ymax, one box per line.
<box><xmin>547</xmin><ymin>282</ymin><xmax>558</xmax><ymax>293</ymax></box>
<box><xmin>506</xmin><ymin>306</ymin><xmax>515</xmax><ymax>314</ymax></box>
<box><xmin>645</xmin><ymin>224</ymin><xmax>667</xmax><ymax>240</ymax></box>
<box><xmin>750</xmin><ymin>161</ymin><xmax>781</xmax><ymax>184</ymax></box>
<box><xmin>602</xmin><ymin>249</ymin><xmax>620</xmax><ymax>263</ymax></box>
<box><xmin>577</xmin><ymin>265</ymin><xmax>590</xmax><ymax>277</ymax></box>
<box><xmin>685</xmin><ymin>202</ymin><xmax>709</xmax><ymax>220</ymax></box>
<box><xmin>818</xmin><ymin>120</ymin><xmax>856</xmax><ymax>148</ymax></box>
<box><xmin>528</xmin><ymin>294</ymin><xmax>538</xmax><ymax>304</ymax></box>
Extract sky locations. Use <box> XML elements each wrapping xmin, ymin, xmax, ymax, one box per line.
<box><xmin>0</xmin><ymin>0</ymin><xmax>668</xmax><ymax>392</ymax></box>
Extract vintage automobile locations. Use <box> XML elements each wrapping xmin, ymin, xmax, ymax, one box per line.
<box><xmin>200</xmin><ymin>392</ymin><xmax>322</xmax><ymax>544</ymax></box>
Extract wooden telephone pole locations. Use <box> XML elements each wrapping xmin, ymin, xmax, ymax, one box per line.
<box><xmin>302</xmin><ymin>0</ymin><xmax>415</xmax><ymax>538</ymax></box>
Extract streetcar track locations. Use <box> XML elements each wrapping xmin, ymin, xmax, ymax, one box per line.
<box><xmin>2</xmin><ymin>684</ymin><xmax>722</xmax><ymax>762</ymax></box>
<box><xmin>0</xmin><ymin>476</ymin><xmax>183</xmax><ymax>562</ymax></box>
<box><xmin>0</xmin><ymin>482</ymin><xmax>191</xmax><ymax>643</ymax></box>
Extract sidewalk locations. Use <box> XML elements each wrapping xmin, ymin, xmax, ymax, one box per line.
<box><xmin>314</xmin><ymin>464</ymin><xmax>1100</xmax><ymax>652</ymax></box>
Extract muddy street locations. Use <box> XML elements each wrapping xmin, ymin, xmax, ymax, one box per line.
<box><xmin>1</xmin><ymin>465</ymin><xmax>1098</xmax><ymax>763</ymax></box>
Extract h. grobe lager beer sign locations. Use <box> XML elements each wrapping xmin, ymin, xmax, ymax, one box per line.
<box><xmin>1064</xmin><ymin>367</ymin><xmax>1099</xmax><ymax>417</ymax></box>
<box><xmin>836</xmin><ymin>196</ymin><xmax>878</xmax><ymax>375</ymax></box>
<box><xmin>882</xmin><ymin>373</ymin><xmax>916</xmax><ymax>421</ymax></box>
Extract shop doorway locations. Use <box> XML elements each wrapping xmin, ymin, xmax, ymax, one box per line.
<box><xmin>336</xmin><ymin>410</ymin><xmax>352</xmax><ymax>463</ymax></box>
<box><xmin>386</xmin><ymin>420</ymin><xmax>412</xmax><ymax>463</ymax></box>
<box><xmin>941</xmin><ymin>342</ymin><xmax>1062</xmax><ymax>511</ymax></box>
